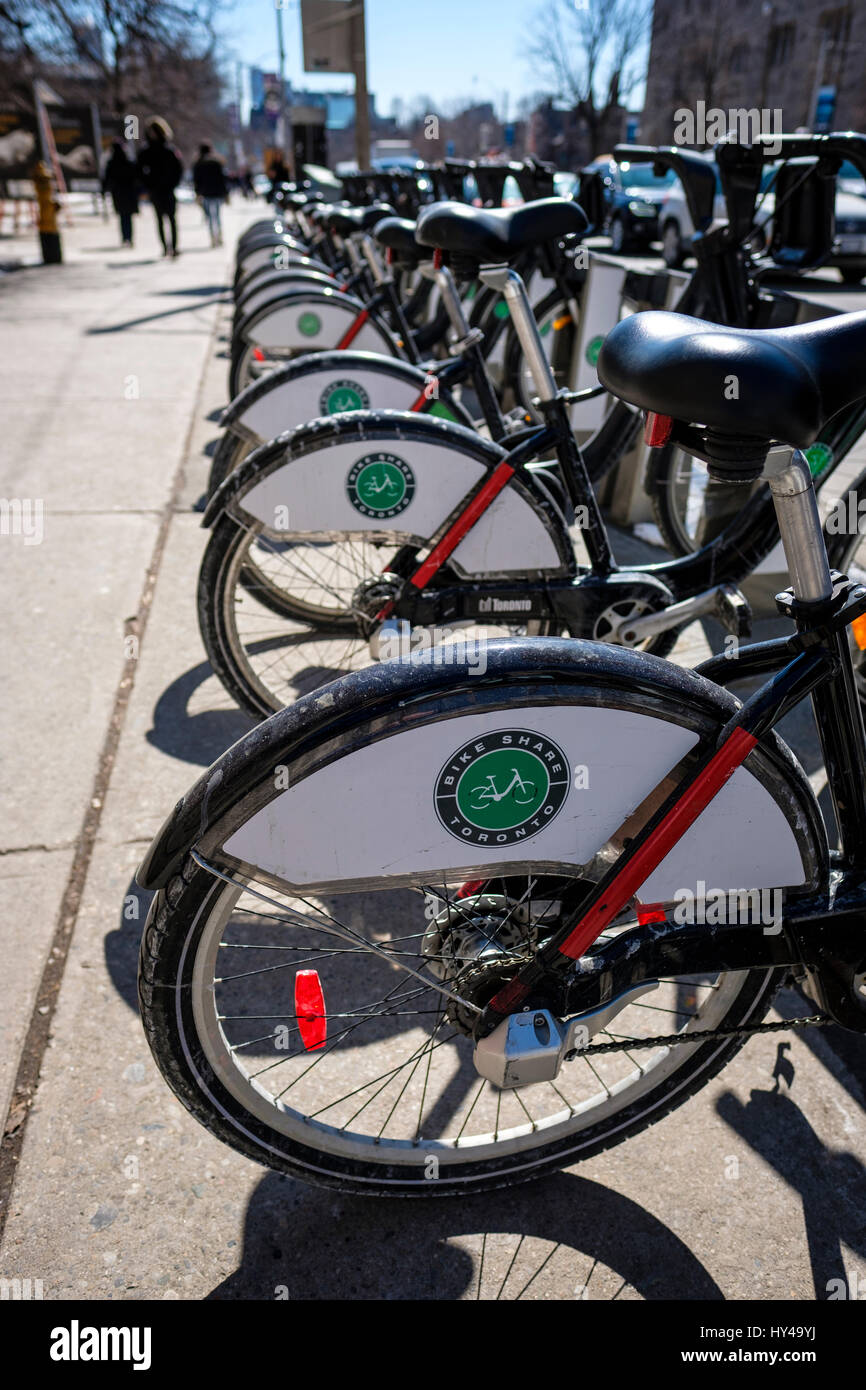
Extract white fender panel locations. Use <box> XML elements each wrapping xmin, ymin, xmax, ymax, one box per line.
<box><xmin>239</xmin><ymin>369</ymin><xmax>435</xmax><ymax>442</ymax></box>
<box><xmin>240</xmin><ymin>276</ymin><xmax>334</xmax><ymax>320</ymax></box>
<box><xmin>250</xmin><ymin>299</ymin><xmax>389</xmax><ymax>353</ymax></box>
<box><xmin>222</xmin><ymin>706</ymin><xmax>807</xmax><ymax>894</ymax></box>
<box><xmin>238</xmin><ymin>245</ymin><xmax>309</xmax><ymax>277</ymax></box>
<box><xmin>238</xmin><ymin>438</ymin><xmax>564</xmax><ymax>573</ymax></box>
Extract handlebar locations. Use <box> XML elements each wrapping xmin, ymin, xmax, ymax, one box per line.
<box><xmin>612</xmin><ymin>145</ymin><xmax>718</xmax><ymax>233</ymax></box>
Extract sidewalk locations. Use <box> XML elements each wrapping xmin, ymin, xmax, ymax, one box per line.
<box><xmin>1</xmin><ymin>203</ymin><xmax>865</xmax><ymax>1300</ymax></box>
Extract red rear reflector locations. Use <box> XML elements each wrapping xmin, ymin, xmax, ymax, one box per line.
<box><xmin>433</xmin><ymin>248</ymin><xmax>443</xmax><ymax>269</ymax></box>
<box><xmin>386</xmin><ymin>247</ymin><xmax>394</xmax><ymax>265</ymax></box>
<box><xmin>456</xmin><ymin>879</ymin><xmax>486</xmax><ymax>899</ymax></box>
<box><xmin>636</xmin><ymin>902</ymin><xmax>667</xmax><ymax>924</ymax></box>
<box><xmin>253</xmin><ymin>347</ymin><xmax>266</xmax><ymax>362</ymax></box>
<box><xmin>295</xmin><ymin>970</ymin><xmax>326</xmax><ymax>1051</ymax></box>
<box><xmin>644</xmin><ymin>412</ymin><xmax>673</xmax><ymax>447</ymax></box>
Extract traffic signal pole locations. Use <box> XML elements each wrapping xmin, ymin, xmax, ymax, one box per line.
<box><xmin>352</xmin><ymin>0</ymin><xmax>370</xmax><ymax>170</ymax></box>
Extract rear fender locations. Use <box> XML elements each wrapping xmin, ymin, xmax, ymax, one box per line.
<box><xmin>216</xmin><ymin>351</ymin><xmax>472</xmax><ymax>458</ymax></box>
<box><xmin>202</xmin><ymin>411</ymin><xmax>573</xmax><ymax>579</ymax></box>
<box><xmin>239</xmin><ymin>289</ymin><xmax>399</xmax><ymax>357</ymax></box>
<box><xmin>137</xmin><ymin>638</ymin><xmax>827</xmax><ymax>896</ymax></box>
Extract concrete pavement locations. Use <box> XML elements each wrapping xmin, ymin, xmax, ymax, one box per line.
<box><xmin>1</xmin><ymin>201</ymin><xmax>865</xmax><ymax>1300</ymax></box>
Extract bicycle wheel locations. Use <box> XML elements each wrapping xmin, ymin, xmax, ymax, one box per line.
<box><xmin>139</xmin><ymin>643</ymin><xmax>823</xmax><ymax>1196</ymax></box>
<box><xmin>198</xmin><ymin>510</ymin><xmax>557</xmax><ymax>716</ymax></box>
<box><xmin>648</xmin><ymin>444</ymin><xmax>764</xmax><ymax>556</ymax></box>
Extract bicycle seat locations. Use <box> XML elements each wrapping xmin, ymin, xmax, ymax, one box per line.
<box><xmin>597</xmin><ymin>309</ymin><xmax>866</xmax><ymax>470</ymax></box>
<box><xmin>323</xmin><ymin>203</ymin><xmax>395</xmax><ymax>236</ymax></box>
<box><xmin>374</xmin><ymin>216</ymin><xmax>422</xmax><ymax>265</ymax></box>
<box><xmin>415</xmin><ymin>197</ymin><xmax>587</xmax><ymax>265</ymax></box>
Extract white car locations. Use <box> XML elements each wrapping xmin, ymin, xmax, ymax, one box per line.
<box><xmin>659</xmin><ymin>161</ymin><xmax>866</xmax><ymax>284</ymax></box>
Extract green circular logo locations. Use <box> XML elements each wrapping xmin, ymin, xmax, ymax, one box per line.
<box><xmin>320</xmin><ymin>379</ymin><xmax>370</xmax><ymax>415</ymax></box>
<box><xmin>346</xmin><ymin>453</ymin><xmax>415</xmax><ymax>517</ymax></box>
<box><xmin>804</xmin><ymin>441</ymin><xmax>834</xmax><ymax>479</ymax></box>
<box><xmin>586</xmin><ymin>334</ymin><xmax>605</xmax><ymax>367</ymax></box>
<box><xmin>298</xmin><ymin>311</ymin><xmax>322</xmax><ymax>337</ymax></box>
<box><xmin>435</xmin><ymin>730</ymin><xmax>569</xmax><ymax>845</ymax></box>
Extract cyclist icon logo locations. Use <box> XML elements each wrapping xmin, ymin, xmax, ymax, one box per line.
<box><xmin>346</xmin><ymin>453</ymin><xmax>416</xmax><ymax>517</ymax></box>
<box><xmin>320</xmin><ymin>379</ymin><xmax>371</xmax><ymax>416</ymax></box>
<box><xmin>435</xmin><ymin>730</ymin><xmax>570</xmax><ymax>845</ymax></box>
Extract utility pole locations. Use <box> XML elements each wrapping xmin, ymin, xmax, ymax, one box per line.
<box><xmin>352</xmin><ymin>0</ymin><xmax>370</xmax><ymax>170</ymax></box>
<box><xmin>276</xmin><ymin>0</ymin><xmax>291</xmax><ymax>174</ymax></box>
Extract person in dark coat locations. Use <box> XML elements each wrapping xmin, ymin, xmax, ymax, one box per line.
<box><xmin>192</xmin><ymin>142</ymin><xmax>229</xmax><ymax>246</ymax></box>
<box><xmin>136</xmin><ymin>118</ymin><xmax>183</xmax><ymax>257</ymax></box>
<box><xmin>102</xmin><ymin>140</ymin><xmax>139</xmax><ymax>246</ymax></box>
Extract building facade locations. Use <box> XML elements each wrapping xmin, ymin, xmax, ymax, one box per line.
<box><xmin>641</xmin><ymin>1</ymin><xmax>865</xmax><ymax>144</ymax></box>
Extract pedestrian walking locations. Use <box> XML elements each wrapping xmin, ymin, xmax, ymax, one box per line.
<box><xmin>193</xmin><ymin>142</ymin><xmax>229</xmax><ymax>246</ymax></box>
<box><xmin>102</xmin><ymin>140</ymin><xmax>139</xmax><ymax>247</ymax></box>
<box><xmin>137</xmin><ymin>118</ymin><xmax>183</xmax><ymax>258</ymax></box>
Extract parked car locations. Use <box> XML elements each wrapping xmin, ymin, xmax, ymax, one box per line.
<box><xmin>659</xmin><ymin>161</ymin><xmax>866</xmax><ymax>284</ymax></box>
<box><xmin>580</xmin><ymin>155</ymin><xmax>676</xmax><ymax>252</ymax></box>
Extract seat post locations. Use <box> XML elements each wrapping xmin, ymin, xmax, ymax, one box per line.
<box><xmin>478</xmin><ymin>265</ymin><xmax>558</xmax><ymax>402</ymax></box>
<box><xmin>764</xmin><ymin>450</ymin><xmax>833</xmax><ymax>604</ymax></box>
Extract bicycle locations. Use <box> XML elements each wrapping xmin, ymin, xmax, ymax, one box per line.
<box><xmin>195</xmin><ymin>197</ymin><xmax>784</xmax><ymax>716</ymax></box>
<box><xmin>137</xmin><ymin>303</ymin><xmax>866</xmax><ymax>1195</ymax></box>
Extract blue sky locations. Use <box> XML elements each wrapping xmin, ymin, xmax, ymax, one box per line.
<box><xmin>222</xmin><ymin>0</ymin><xmax>575</xmax><ymax>120</ymax></box>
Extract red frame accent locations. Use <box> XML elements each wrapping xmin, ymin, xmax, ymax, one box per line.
<box><xmin>409</xmin><ymin>461</ymin><xmax>515</xmax><ymax>591</ymax></box>
<box><xmin>486</xmin><ymin>727</ymin><xmax>759</xmax><ymax>1017</ymax></box>
<box><xmin>557</xmin><ymin>727</ymin><xmax>758</xmax><ymax>960</ymax></box>
<box><xmin>337</xmin><ymin>308</ymin><xmax>370</xmax><ymax>350</ymax></box>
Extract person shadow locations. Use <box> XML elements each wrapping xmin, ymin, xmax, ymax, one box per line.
<box><xmin>205</xmin><ymin>1169</ymin><xmax>725</xmax><ymax>1301</ymax></box>
<box><xmin>717</xmin><ymin>1078</ymin><xmax>866</xmax><ymax>1299</ymax></box>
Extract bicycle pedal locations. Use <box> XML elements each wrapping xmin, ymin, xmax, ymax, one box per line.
<box><xmin>715</xmin><ymin>583</ymin><xmax>752</xmax><ymax>639</ymax></box>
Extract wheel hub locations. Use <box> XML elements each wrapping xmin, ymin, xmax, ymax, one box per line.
<box><xmin>422</xmin><ymin>894</ymin><xmax>538</xmax><ymax>1035</ymax></box>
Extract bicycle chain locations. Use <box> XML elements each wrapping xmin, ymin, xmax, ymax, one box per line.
<box><xmin>565</xmin><ymin>1012</ymin><xmax>829</xmax><ymax>1060</ymax></box>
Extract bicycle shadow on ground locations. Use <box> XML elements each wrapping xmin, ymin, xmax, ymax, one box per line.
<box><xmin>717</xmin><ymin>1081</ymin><xmax>866</xmax><ymax>1299</ymax></box>
<box><xmin>205</xmin><ymin>1169</ymin><xmax>724</xmax><ymax>1301</ymax></box>
<box><xmin>145</xmin><ymin>657</ymin><xmax>255</xmax><ymax>767</ymax></box>
<box><xmin>105</xmin><ymin>877</ymin><xmax>152</xmax><ymax>1012</ymax></box>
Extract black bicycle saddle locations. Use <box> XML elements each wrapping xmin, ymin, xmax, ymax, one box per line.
<box><xmin>374</xmin><ymin>217</ymin><xmax>421</xmax><ymax>265</ymax></box>
<box><xmin>323</xmin><ymin>203</ymin><xmax>395</xmax><ymax>236</ymax></box>
<box><xmin>415</xmin><ymin>197</ymin><xmax>587</xmax><ymax>264</ymax></box>
<box><xmin>598</xmin><ymin>309</ymin><xmax>866</xmax><ymax>450</ymax></box>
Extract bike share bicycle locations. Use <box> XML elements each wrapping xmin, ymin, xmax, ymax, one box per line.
<box><xmin>195</xmin><ymin>195</ymin><xmax>779</xmax><ymax>716</ymax></box>
<box><xmin>137</xmin><ymin>297</ymin><xmax>866</xmax><ymax>1195</ymax></box>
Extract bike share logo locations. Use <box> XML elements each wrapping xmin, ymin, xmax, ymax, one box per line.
<box><xmin>320</xmin><ymin>379</ymin><xmax>371</xmax><ymax>415</ymax></box>
<box><xmin>435</xmin><ymin>730</ymin><xmax>570</xmax><ymax>845</ymax></box>
<box><xmin>297</xmin><ymin>311</ymin><xmax>322</xmax><ymax>337</ymax></box>
<box><xmin>346</xmin><ymin>452</ymin><xmax>416</xmax><ymax>517</ymax></box>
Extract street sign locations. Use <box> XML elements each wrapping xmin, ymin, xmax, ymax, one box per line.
<box><xmin>301</xmin><ymin>0</ymin><xmax>354</xmax><ymax>73</ymax></box>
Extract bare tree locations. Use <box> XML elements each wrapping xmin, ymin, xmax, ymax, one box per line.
<box><xmin>2</xmin><ymin>0</ymin><xmax>230</xmax><ymax>149</ymax></box>
<box><xmin>526</xmin><ymin>0</ymin><xmax>652</xmax><ymax>158</ymax></box>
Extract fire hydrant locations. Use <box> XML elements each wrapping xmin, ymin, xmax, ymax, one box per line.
<box><xmin>32</xmin><ymin>161</ymin><xmax>62</xmax><ymax>265</ymax></box>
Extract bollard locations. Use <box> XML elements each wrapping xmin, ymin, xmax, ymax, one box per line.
<box><xmin>32</xmin><ymin>161</ymin><xmax>62</xmax><ymax>264</ymax></box>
